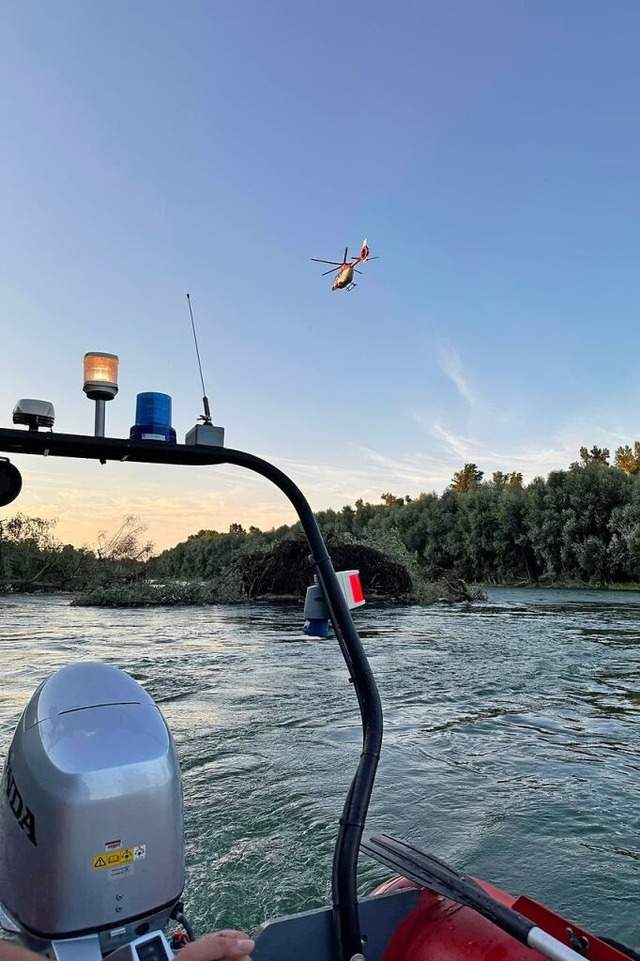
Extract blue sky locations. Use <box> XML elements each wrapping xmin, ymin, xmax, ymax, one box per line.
<box><xmin>1</xmin><ymin>1</ymin><xmax>640</xmax><ymax>551</ymax></box>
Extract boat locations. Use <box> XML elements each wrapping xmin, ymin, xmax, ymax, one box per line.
<box><xmin>0</xmin><ymin>376</ymin><xmax>637</xmax><ymax>961</ymax></box>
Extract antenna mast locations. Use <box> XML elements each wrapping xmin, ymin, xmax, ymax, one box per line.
<box><xmin>186</xmin><ymin>293</ymin><xmax>212</xmax><ymax>424</ymax></box>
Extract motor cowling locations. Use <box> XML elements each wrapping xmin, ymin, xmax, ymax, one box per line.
<box><xmin>0</xmin><ymin>662</ymin><xmax>185</xmax><ymax>955</ymax></box>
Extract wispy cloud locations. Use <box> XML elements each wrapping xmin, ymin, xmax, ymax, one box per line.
<box><xmin>437</xmin><ymin>343</ymin><xmax>477</xmax><ymax>407</ymax></box>
<box><xmin>413</xmin><ymin>420</ymin><xmax>613</xmax><ymax>479</ymax></box>
<box><xmin>431</xmin><ymin>422</ymin><xmax>484</xmax><ymax>461</ymax></box>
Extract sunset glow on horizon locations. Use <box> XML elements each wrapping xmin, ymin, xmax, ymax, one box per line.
<box><xmin>2</xmin><ymin>2</ymin><xmax>640</xmax><ymax>553</ymax></box>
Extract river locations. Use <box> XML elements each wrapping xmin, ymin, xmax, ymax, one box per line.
<box><xmin>0</xmin><ymin>588</ymin><xmax>639</xmax><ymax>948</ymax></box>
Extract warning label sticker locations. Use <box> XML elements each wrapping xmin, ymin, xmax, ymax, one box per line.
<box><xmin>92</xmin><ymin>847</ymin><xmax>134</xmax><ymax>869</ymax></box>
<box><xmin>92</xmin><ymin>843</ymin><xmax>146</xmax><ymax>870</ymax></box>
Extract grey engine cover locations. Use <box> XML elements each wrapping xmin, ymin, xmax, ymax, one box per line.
<box><xmin>0</xmin><ymin>662</ymin><xmax>184</xmax><ymax>942</ymax></box>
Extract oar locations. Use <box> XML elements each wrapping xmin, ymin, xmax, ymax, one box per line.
<box><xmin>361</xmin><ymin>834</ymin><xmax>592</xmax><ymax>961</ymax></box>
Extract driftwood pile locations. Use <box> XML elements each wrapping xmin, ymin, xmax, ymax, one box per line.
<box><xmin>236</xmin><ymin>538</ymin><xmax>414</xmax><ymax>602</ymax></box>
<box><xmin>429</xmin><ymin>567</ymin><xmax>487</xmax><ymax>602</ymax></box>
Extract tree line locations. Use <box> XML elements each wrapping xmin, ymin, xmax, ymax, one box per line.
<box><xmin>154</xmin><ymin>443</ymin><xmax>640</xmax><ymax>589</ymax></box>
<box><xmin>4</xmin><ymin>443</ymin><xmax>640</xmax><ymax>598</ymax></box>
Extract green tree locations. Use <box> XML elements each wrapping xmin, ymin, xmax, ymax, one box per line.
<box><xmin>450</xmin><ymin>463</ymin><xmax>484</xmax><ymax>493</ymax></box>
<box><xmin>572</xmin><ymin>445</ymin><xmax>610</xmax><ymax>469</ymax></box>
<box><xmin>381</xmin><ymin>492</ymin><xmax>404</xmax><ymax>507</ymax></box>
<box><xmin>526</xmin><ymin>465</ymin><xmax>631</xmax><ymax>584</ymax></box>
<box><xmin>525</xmin><ymin>474</ymin><xmax>568</xmax><ymax>580</ymax></box>
<box><xmin>614</xmin><ymin>442</ymin><xmax>640</xmax><ymax>475</ymax></box>
<box><xmin>422</xmin><ymin>490</ymin><xmax>466</xmax><ymax>574</ymax></box>
<box><xmin>0</xmin><ymin>513</ymin><xmax>58</xmax><ymax>550</ymax></box>
<box><xmin>495</xmin><ymin>484</ymin><xmax>535</xmax><ymax>580</ymax></box>
<box><xmin>609</xmin><ymin>474</ymin><xmax>640</xmax><ymax>578</ymax></box>
<box><xmin>491</xmin><ymin>471</ymin><xmax>523</xmax><ymax>491</ymax></box>
<box><xmin>458</xmin><ymin>485</ymin><xmax>501</xmax><ymax>580</ymax></box>
<box><xmin>0</xmin><ymin>513</ymin><xmax>97</xmax><ymax>590</ymax></box>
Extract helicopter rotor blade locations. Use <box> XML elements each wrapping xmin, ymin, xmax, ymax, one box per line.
<box><xmin>311</xmin><ymin>258</ymin><xmax>343</xmax><ymax>265</ymax></box>
<box><xmin>343</xmin><ymin>247</ymin><xmax>348</xmax><ymax>263</ymax></box>
<box><xmin>354</xmin><ymin>269</ymin><xmax>363</xmax><ymax>274</ymax></box>
<box><xmin>322</xmin><ymin>267</ymin><xmax>341</xmax><ymax>276</ymax></box>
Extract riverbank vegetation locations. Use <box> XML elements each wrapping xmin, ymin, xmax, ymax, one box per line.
<box><xmin>3</xmin><ymin>444</ymin><xmax>640</xmax><ymax>605</ymax></box>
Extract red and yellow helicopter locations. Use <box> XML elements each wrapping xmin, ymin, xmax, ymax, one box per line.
<box><xmin>311</xmin><ymin>239</ymin><xmax>379</xmax><ymax>291</ymax></box>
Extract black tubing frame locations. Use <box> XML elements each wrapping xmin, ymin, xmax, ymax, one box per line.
<box><xmin>0</xmin><ymin>428</ymin><xmax>384</xmax><ymax>961</ymax></box>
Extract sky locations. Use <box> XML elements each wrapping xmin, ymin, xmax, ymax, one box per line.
<box><xmin>1</xmin><ymin>1</ymin><xmax>640</xmax><ymax>553</ymax></box>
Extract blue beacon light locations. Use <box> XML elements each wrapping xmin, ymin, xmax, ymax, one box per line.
<box><xmin>130</xmin><ymin>392</ymin><xmax>177</xmax><ymax>444</ymax></box>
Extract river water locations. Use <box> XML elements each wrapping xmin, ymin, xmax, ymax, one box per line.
<box><xmin>1</xmin><ymin>588</ymin><xmax>639</xmax><ymax>948</ymax></box>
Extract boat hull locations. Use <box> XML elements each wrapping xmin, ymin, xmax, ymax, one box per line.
<box><xmin>371</xmin><ymin>875</ymin><xmax>632</xmax><ymax>961</ymax></box>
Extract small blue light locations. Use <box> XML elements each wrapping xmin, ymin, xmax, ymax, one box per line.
<box><xmin>303</xmin><ymin>618</ymin><xmax>329</xmax><ymax>638</ymax></box>
<box><xmin>130</xmin><ymin>392</ymin><xmax>177</xmax><ymax>444</ymax></box>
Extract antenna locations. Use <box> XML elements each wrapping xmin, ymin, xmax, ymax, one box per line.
<box><xmin>186</xmin><ymin>293</ymin><xmax>212</xmax><ymax>424</ymax></box>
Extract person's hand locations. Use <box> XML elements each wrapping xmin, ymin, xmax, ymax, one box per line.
<box><xmin>0</xmin><ymin>930</ymin><xmax>255</xmax><ymax>961</ymax></box>
<box><xmin>0</xmin><ymin>942</ymin><xmax>40</xmax><ymax>961</ymax></box>
<box><xmin>178</xmin><ymin>931</ymin><xmax>255</xmax><ymax>961</ymax></box>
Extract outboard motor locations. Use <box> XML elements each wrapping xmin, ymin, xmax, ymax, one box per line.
<box><xmin>0</xmin><ymin>663</ymin><xmax>185</xmax><ymax>960</ymax></box>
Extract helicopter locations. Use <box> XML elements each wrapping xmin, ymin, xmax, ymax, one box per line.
<box><xmin>311</xmin><ymin>238</ymin><xmax>378</xmax><ymax>291</ymax></box>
